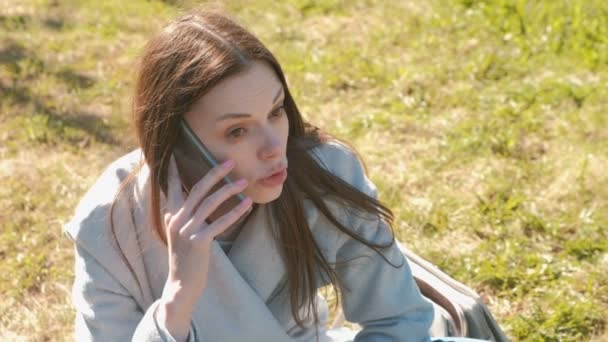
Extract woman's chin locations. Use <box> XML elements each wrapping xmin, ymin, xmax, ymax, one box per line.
<box><xmin>249</xmin><ymin>185</ymin><xmax>284</xmax><ymax>204</ymax></box>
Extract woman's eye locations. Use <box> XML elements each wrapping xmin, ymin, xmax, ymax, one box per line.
<box><xmin>228</xmin><ymin>128</ymin><xmax>246</xmax><ymax>139</ymax></box>
<box><xmin>226</xmin><ymin>106</ymin><xmax>285</xmax><ymax>140</ymax></box>
<box><xmin>272</xmin><ymin>106</ymin><xmax>286</xmax><ymax>118</ymax></box>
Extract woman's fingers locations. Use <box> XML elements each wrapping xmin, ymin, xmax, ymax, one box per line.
<box><xmin>165</xmin><ymin>156</ymin><xmax>252</xmax><ymax>244</ymax></box>
<box><xmin>166</xmin><ymin>154</ymin><xmax>186</xmax><ymax>217</ymax></box>
<box><xmin>190</xmin><ymin>195</ymin><xmax>253</xmax><ymax>244</ymax></box>
<box><xmin>164</xmin><ymin>155</ymin><xmax>187</xmax><ymax>241</ymax></box>
<box><xmin>179</xmin><ymin>179</ymin><xmax>249</xmax><ymax>237</ymax></box>
<box><xmin>182</xmin><ymin>160</ymin><xmax>236</xmax><ymax>217</ymax></box>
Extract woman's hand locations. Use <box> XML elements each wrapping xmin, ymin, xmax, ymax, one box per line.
<box><xmin>160</xmin><ymin>155</ymin><xmax>252</xmax><ymax>314</ymax></box>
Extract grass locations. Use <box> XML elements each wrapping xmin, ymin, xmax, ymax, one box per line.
<box><xmin>1</xmin><ymin>0</ymin><xmax>607</xmax><ymax>340</ymax></box>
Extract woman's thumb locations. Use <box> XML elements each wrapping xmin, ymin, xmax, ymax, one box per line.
<box><xmin>164</xmin><ymin>213</ymin><xmax>172</xmax><ymax>229</ymax></box>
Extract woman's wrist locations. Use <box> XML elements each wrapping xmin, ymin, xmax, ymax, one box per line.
<box><xmin>161</xmin><ymin>281</ymin><xmax>198</xmax><ymax>314</ymax></box>
<box><xmin>156</xmin><ymin>296</ymin><xmax>194</xmax><ymax>342</ymax></box>
<box><xmin>161</xmin><ymin>286</ymin><xmax>197</xmax><ymax>318</ymax></box>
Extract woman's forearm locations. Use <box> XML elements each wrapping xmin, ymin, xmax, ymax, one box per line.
<box><xmin>155</xmin><ymin>296</ymin><xmax>195</xmax><ymax>342</ymax></box>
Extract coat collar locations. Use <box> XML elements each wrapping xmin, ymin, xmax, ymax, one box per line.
<box><xmin>146</xmin><ymin>154</ymin><xmax>290</xmax><ymax>304</ymax></box>
<box><xmin>225</xmin><ymin>203</ymin><xmax>288</xmax><ymax>302</ymax></box>
<box><xmin>64</xmin><ymin>148</ymin><xmax>323</xmax><ymax>341</ymax></box>
<box><xmin>62</xmin><ymin>148</ymin><xmax>295</xmax><ymax>341</ymax></box>
<box><xmin>149</xmin><ymin>155</ymin><xmax>294</xmax><ymax>340</ymax></box>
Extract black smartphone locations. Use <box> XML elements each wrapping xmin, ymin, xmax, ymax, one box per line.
<box><xmin>173</xmin><ymin>118</ymin><xmax>247</xmax><ymax>222</ymax></box>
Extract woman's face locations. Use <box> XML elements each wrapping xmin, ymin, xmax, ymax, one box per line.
<box><xmin>183</xmin><ymin>60</ymin><xmax>289</xmax><ymax>204</ymax></box>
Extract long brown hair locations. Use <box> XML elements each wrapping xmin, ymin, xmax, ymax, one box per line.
<box><xmin>109</xmin><ymin>8</ymin><xmax>402</xmax><ymax>338</ymax></box>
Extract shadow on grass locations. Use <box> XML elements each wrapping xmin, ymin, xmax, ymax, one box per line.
<box><xmin>56</xmin><ymin>69</ymin><xmax>96</xmax><ymax>89</ymax></box>
<box><xmin>0</xmin><ymin>15</ymin><xmax>30</xmax><ymax>30</ymax></box>
<box><xmin>0</xmin><ymin>41</ymin><xmax>118</xmax><ymax>146</ymax></box>
<box><xmin>0</xmin><ymin>40</ymin><xmax>28</xmax><ymax>64</ymax></box>
<box><xmin>42</xmin><ymin>18</ymin><xmax>65</xmax><ymax>30</ymax></box>
<box><xmin>1</xmin><ymin>13</ymin><xmax>66</xmax><ymax>31</ymax></box>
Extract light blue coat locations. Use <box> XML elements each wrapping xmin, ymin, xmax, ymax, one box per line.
<box><xmin>63</xmin><ymin>141</ymin><xmax>435</xmax><ymax>341</ymax></box>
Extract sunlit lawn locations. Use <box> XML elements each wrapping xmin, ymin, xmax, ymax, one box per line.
<box><xmin>1</xmin><ymin>0</ymin><xmax>606</xmax><ymax>340</ymax></box>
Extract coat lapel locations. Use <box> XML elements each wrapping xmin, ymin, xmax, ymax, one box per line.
<box><xmin>189</xmin><ymin>239</ymin><xmax>293</xmax><ymax>341</ymax></box>
<box><xmin>226</xmin><ymin>203</ymin><xmax>288</xmax><ymax>303</ymax></box>
<box><xmin>147</xmin><ymin>156</ymin><xmax>293</xmax><ymax>341</ymax></box>
<box><xmin>151</xmin><ymin>154</ymin><xmax>289</xmax><ymax>304</ymax></box>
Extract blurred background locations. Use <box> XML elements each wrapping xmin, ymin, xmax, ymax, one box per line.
<box><xmin>1</xmin><ymin>0</ymin><xmax>606</xmax><ymax>340</ymax></box>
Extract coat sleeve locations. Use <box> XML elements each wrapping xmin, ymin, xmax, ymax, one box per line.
<box><xmin>314</xmin><ymin>142</ymin><xmax>434</xmax><ymax>342</ymax></box>
<box><xmin>70</xmin><ymin>242</ymin><xmax>197</xmax><ymax>342</ymax></box>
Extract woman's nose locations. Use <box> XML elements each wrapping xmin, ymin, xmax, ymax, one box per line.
<box><xmin>259</xmin><ymin>128</ymin><xmax>282</xmax><ymax>159</ymax></box>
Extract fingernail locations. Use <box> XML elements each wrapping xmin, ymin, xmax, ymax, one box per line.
<box><xmin>235</xmin><ymin>179</ymin><xmax>247</xmax><ymax>186</ymax></box>
<box><xmin>222</xmin><ymin>159</ymin><xmax>235</xmax><ymax>168</ymax></box>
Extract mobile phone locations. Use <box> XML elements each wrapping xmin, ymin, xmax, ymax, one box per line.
<box><xmin>173</xmin><ymin>118</ymin><xmax>247</xmax><ymax>223</ymax></box>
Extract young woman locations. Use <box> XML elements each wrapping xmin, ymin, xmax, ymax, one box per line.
<box><xmin>64</xmin><ymin>8</ymin><xmax>488</xmax><ymax>342</ymax></box>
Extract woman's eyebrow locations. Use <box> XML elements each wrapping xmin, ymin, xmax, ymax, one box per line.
<box><xmin>215</xmin><ymin>86</ymin><xmax>285</xmax><ymax>122</ymax></box>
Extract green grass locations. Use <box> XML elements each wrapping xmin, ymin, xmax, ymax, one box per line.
<box><xmin>1</xmin><ymin>0</ymin><xmax>607</xmax><ymax>340</ymax></box>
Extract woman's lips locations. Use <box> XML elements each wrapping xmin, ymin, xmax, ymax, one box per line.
<box><xmin>258</xmin><ymin>167</ymin><xmax>287</xmax><ymax>187</ymax></box>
